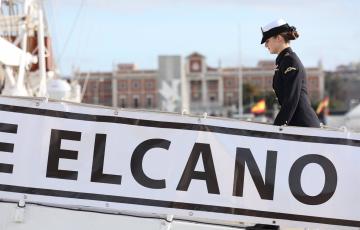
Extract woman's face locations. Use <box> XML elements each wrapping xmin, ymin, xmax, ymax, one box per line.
<box><xmin>265</xmin><ymin>35</ymin><xmax>281</xmax><ymax>54</ymax></box>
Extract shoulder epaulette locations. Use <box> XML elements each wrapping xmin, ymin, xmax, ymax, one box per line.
<box><xmin>284</xmin><ymin>67</ymin><xmax>297</xmax><ymax>74</ymax></box>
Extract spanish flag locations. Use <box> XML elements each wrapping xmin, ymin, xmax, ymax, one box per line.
<box><xmin>316</xmin><ymin>96</ymin><xmax>329</xmax><ymax>114</ymax></box>
<box><xmin>251</xmin><ymin>99</ymin><xmax>266</xmax><ymax>114</ymax></box>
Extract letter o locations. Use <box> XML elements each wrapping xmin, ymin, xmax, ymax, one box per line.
<box><xmin>289</xmin><ymin>154</ymin><xmax>337</xmax><ymax>205</ymax></box>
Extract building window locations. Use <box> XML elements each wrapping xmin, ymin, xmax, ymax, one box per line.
<box><xmin>209</xmin><ymin>94</ymin><xmax>217</xmax><ymax>102</ymax></box>
<box><xmin>227</xmin><ymin>96</ymin><xmax>232</xmax><ymax>106</ymax></box>
<box><xmin>208</xmin><ymin>80</ymin><xmax>218</xmax><ymax>90</ymax></box>
<box><xmin>119</xmin><ymin>96</ymin><xmax>127</xmax><ymax>108</ymax></box>
<box><xmin>146</xmin><ymin>95</ymin><xmax>153</xmax><ymax>108</ymax></box>
<box><xmin>132</xmin><ymin>80</ymin><xmax>141</xmax><ymax>90</ymax></box>
<box><xmin>145</xmin><ymin>80</ymin><xmax>154</xmax><ymax>90</ymax></box>
<box><xmin>226</xmin><ymin>79</ymin><xmax>233</xmax><ymax>87</ymax></box>
<box><xmin>92</xmin><ymin>81</ymin><xmax>97</xmax><ymax>90</ymax></box>
<box><xmin>133</xmin><ymin>96</ymin><xmax>139</xmax><ymax>108</ymax></box>
<box><xmin>226</xmin><ymin>93</ymin><xmax>233</xmax><ymax>106</ymax></box>
<box><xmin>192</xmin><ymin>92</ymin><xmax>201</xmax><ymax>101</ymax></box>
<box><xmin>118</xmin><ymin>81</ymin><xmax>127</xmax><ymax>90</ymax></box>
<box><xmin>191</xmin><ymin>80</ymin><xmax>201</xmax><ymax>90</ymax></box>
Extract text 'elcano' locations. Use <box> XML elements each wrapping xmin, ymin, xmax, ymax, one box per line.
<box><xmin>0</xmin><ymin>124</ymin><xmax>338</xmax><ymax>206</ymax></box>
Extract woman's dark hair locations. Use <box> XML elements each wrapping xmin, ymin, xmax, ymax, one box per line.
<box><xmin>279</xmin><ymin>26</ymin><xmax>299</xmax><ymax>43</ymax></box>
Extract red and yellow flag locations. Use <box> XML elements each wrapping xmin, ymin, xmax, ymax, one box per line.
<box><xmin>316</xmin><ymin>96</ymin><xmax>329</xmax><ymax>114</ymax></box>
<box><xmin>251</xmin><ymin>99</ymin><xmax>266</xmax><ymax>114</ymax></box>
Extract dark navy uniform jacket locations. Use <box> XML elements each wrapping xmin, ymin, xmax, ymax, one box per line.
<box><xmin>273</xmin><ymin>47</ymin><xmax>320</xmax><ymax>127</ymax></box>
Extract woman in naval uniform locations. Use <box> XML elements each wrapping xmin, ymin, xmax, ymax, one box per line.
<box><xmin>261</xmin><ymin>19</ymin><xmax>320</xmax><ymax>127</ymax></box>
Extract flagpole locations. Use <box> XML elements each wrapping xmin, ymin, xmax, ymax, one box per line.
<box><xmin>238</xmin><ymin>25</ymin><xmax>243</xmax><ymax>117</ymax></box>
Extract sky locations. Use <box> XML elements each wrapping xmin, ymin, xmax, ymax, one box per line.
<box><xmin>43</xmin><ymin>0</ymin><xmax>360</xmax><ymax>76</ymax></box>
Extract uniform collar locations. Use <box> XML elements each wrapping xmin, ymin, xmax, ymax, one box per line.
<box><xmin>276</xmin><ymin>47</ymin><xmax>292</xmax><ymax>64</ymax></box>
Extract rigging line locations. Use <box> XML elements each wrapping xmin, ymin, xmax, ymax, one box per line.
<box><xmin>73</xmin><ymin>0</ymin><xmax>91</xmax><ymax>70</ymax></box>
<box><xmin>41</xmin><ymin>0</ymin><xmax>59</xmax><ymax>72</ymax></box>
<box><xmin>57</xmin><ymin>0</ymin><xmax>85</xmax><ymax>66</ymax></box>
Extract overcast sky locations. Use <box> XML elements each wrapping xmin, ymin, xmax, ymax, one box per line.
<box><xmin>44</xmin><ymin>0</ymin><xmax>360</xmax><ymax>75</ymax></box>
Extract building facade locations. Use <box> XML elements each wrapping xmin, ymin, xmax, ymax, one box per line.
<box><xmin>75</xmin><ymin>52</ymin><xmax>324</xmax><ymax>117</ymax></box>
<box><xmin>76</xmin><ymin>64</ymin><xmax>158</xmax><ymax>109</ymax></box>
<box><xmin>77</xmin><ymin>71</ymin><xmax>113</xmax><ymax>106</ymax></box>
<box><xmin>114</xmin><ymin>64</ymin><xmax>158</xmax><ymax>109</ymax></box>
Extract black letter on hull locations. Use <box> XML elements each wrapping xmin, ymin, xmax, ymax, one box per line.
<box><xmin>46</xmin><ymin>129</ymin><xmax>81</xmax><ymax>180</ymax></box>
<box><xmin>131</xmin><ymin>138</ymin><xmax>171</xmax><ymax>189</ymax></box>
<box><xmin>0</xmin><ymin>123</ymin><xmax>18</xmax><ymax>174</ymax></box>
<box><xmin>176</xmin><ymin>143</ymin><xmax>220</xmax><ymax>194</ymax></box>
<box><xmin>91</xmin><ymin>134</ymin><xmax>122</xmax><ymax>184</ymax></box>
<box><xmin>289</xmin><ymin>154</ymin><xmax>337</xmax><ymax>205</ymax></box>
<box><xmin>233</xmin><ymin>148</ymin><xmax>277</xmax><ymax>200</ymax></box>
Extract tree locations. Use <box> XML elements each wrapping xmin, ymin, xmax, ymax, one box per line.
<box><xmin>243</xmin><ymin>83</ymin><xmax>260</xmax><ymax>106</ymax></box>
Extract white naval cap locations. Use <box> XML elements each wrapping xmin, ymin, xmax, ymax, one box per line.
<box><xmin>260</xmin><ymin>19</ymin><xmax>292</xmax><ymax>44</ymax></box>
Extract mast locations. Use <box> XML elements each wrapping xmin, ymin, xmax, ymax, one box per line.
<box><xmin>36</xmin><ymin>1</ymin><xmax>47</xmax><ymax>96</ymax></box>
<box><xmin>0</xmin><ymin>0</ymin><xmax>51</xmax><ymax>97</ymax></box>
<box><xmin>16</xmin><ymin>0</ymin><xmax>30</xmax><ymax>96</ymax></box>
